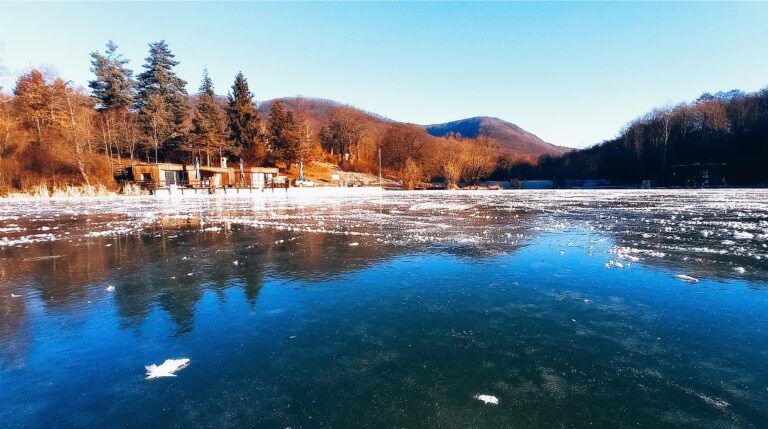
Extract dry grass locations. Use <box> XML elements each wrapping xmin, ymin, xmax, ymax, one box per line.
<box><xmin>120</xmin><ymin>182</ymin><xmax>146</xmax><ymax>196</ymax></box>
<box><xmin>3</xmin><ymin>181</ymin><xmax>118</xmax><ymax>198</ymax></box>
<box><xmin>50</xmin><ymin>184</ymin><xmax>114</xmax><ymax>197</ymax></box>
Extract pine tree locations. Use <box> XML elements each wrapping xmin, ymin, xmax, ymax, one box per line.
<box><xmin>135</xmin><ymin>40</ymin><xmax>188</xmax><ymax>162</ymax></box>
<box><xmin>282</xmin><ymin>111</ymin><xmax>301</xmax><ymax>166</ymax></box>
<box><xmin>89</xmin><ymin>41</ymin><xmax>135</xmax><ymax>112</ymax></box>
<box><xmin>89</xmin><ymin>41</ymin><xmax>136</xmax><ymax>165</ymax></box>
<box><xmin>191</xmin><ymin>69</ymin><xmax>227</xmax><ymax>166</ymax></box>
<box><xmin>268</xmin><ymin>100</ymin><xmax>300</xmax><ymax>168</ymax></box>
<box><xmin>225</xmin><ymin>72</ymin><xmax>260</xmax><ymax>151</ymax></box>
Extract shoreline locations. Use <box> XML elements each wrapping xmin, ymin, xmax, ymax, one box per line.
<box><xmin>3</xmin><ymin>186</ymin><xmax>768</xmax><ymax>202</ymax></box>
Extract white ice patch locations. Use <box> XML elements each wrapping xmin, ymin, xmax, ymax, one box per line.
<box><xmin>474</xmin><ymin>394</ymin><xmax>499</xmax><ymax>405</ymax></box>
<box><xmin>145</xmin><ymin>358</ymin><xmax>190</xmax><ymax>379</ymax></box>
<box><xmin>675</xmin><ymin>274</ymin><xmax>699</xmax><ymax>283</ymax></box>
<box><xmin>409</xmin><ymin>202</ymin><xmax>470</xmax><ymax>211</ymax></box>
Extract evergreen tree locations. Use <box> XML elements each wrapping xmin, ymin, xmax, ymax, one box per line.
<box><xmin>282</xmin><ymin>111</ymin><xmax>301</xmax><ymax>166</ymax></box>
<box><xmin>88</xmin><ymin>41</ymin><xmax>135</xmax><ymax>112</ymax></box>
<box><xmin>135</xmin><ymin>40</ymin><xmax>188</xmax><ymax>162</ymax></box>
<box><xmin>268</xmin><ymin>100</ymin><xmax>300</xmax><ymax>167</ymax></box>
<box><xmin>191</xmin><ymin>69</ymin><xmax>227</xmax><ymax>166</ymax></box>
<box><xmin>226</xmin><ymin>72</ymin><xmax>260</xmax><ymax>151</ymax></box>
<box><xmin>89</xmin><ymin>41</ymin><xmax>136</xmax><ymax>164</ymax></box>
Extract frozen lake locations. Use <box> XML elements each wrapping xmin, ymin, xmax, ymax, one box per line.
<box><xmin>1</xmin><ymin>190</ymin><xmax>767</xmax><ymax>427</ymax></box>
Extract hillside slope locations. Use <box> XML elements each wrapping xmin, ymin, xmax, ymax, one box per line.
<box><xmin>425</xmin><ymin>116</ymin><xmax>569</xmax><ymax>159</ymax></box>
<box><xmin>255</xmin><ymin>98</ymin><xmax>567</xmax><ymax>160</ymax></box>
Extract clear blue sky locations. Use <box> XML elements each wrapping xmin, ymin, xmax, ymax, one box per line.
<box><xmin>2</xmin><ymin>2</ymin><xmax>767</xmax><ymax>148</ymax></box>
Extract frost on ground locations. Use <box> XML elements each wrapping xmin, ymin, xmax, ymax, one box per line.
<box><xmin>1</xmin><ymin>189</ymin><xmax>767</xmax><ymax>281</ymax></box>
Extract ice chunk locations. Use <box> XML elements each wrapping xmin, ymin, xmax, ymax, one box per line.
<box><xmin>349</xmin><ymin>242</ymin><xmax>360</xmax><ymax>246</ymax></box>
<box><xmin>474</xmin><ymin>394</ymin><xmax>499</xmax><ymax>405</ymax></box>
<box><xmin>675</xmin><ymin>274</ymin><xmax>699</xmax><ymax>283</ymax></box>
<box><xmin>145</xmin><ymin>358</ymin><xmax>190</xmax><ymax>379</ymax></box>
<box><xmin>10</xmin><ymin>293</ymin><xmax>21</xmax><ymax>298</ymax></box>
<box><xmin>105</xmin><ymin>285</ymin><xmax>115</xmax><ymax>292</ymax></box>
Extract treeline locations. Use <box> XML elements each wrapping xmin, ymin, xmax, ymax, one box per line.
<box><xmin>497</xmin><ymin>88</ymin><xmax>768</xmax><ymax>185</ymax></box>
<box><xmin>0</xmin><ymin>40</ymin><xmax>501</xmax><ymax>194</ymax></box>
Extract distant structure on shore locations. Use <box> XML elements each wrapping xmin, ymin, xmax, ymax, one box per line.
<box><xmin>119</xmin><ymin>159</ymin><xmax>281</xmax><ymax>193</ymax></box>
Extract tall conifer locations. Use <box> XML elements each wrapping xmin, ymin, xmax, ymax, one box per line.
<box><xmin>191</xmin><ymin>69</ymin><xmax>227</xmax><ymax>166</ymax></box>
<box><xmin>135</xmin><ymin>40</ymin><xmax>188</xmax><ymax>162</ymax></box>
<box><xmin>226</xmin><ymin>71</ymin><xmax>260</xmax><ymax>151</ymax></box>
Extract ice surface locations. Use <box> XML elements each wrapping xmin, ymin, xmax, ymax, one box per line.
<box><xmin>1</xmin><ymin>189</ymin><xmax>767</xmax><ymax>281</ymax></box>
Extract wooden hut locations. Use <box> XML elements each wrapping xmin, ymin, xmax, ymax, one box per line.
<box><xmin>238</xmin><ymin>166</ymin><xmax>280</xmax><ymax>189</ymax></box>
<box><xmin>197</xmin><ymin>165</ymin><xmax>231</xmax><ymax>187</ymax></box>
<box><xmin>130</xmin><ymin>163</ymin><xmax>188</xmax><ymax>187</ymax></box>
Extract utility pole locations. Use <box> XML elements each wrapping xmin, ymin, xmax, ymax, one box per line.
<box><xmin>378</xmin><ymin>148</ymin><xmax>382</xmax><ymax>188</ymax></box>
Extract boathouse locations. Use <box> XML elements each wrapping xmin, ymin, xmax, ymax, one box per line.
<box><xmin>242</xmin><ymin>166</ymin><xmax>280</xmax><ymax>189</ymax></box>
<box><xmin>126</xmin><ymin>162</ymin><xmax>279</xmax><ymax>190</ymax></box>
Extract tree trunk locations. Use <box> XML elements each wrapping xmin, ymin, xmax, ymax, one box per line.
<box><xmin>63</xmin><ymin>88</ymin><xmax>91</xmax><ymax>188</ymax></box>
<box><xmin>35</xmin><ymin>118</ymin><xmax>42</xmax><ymax>144</ymax></box>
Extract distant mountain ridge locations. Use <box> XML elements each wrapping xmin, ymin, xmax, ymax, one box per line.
<box><xmin>425</xmin><ymin>117</ymin><xmax>570</xmax><ymax>159</ymax></box>
<box><xmin>255</xmin><ymin>97</ymin><xmax>567</xmax><ymax>159</ymax></box>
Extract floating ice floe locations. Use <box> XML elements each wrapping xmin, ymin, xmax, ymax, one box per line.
<box><xmin>734</xmin><ymin>266</ymin><xmax>746</xmax><ymax>274</ymax></box>
<box><xmin>675</xmin><ymin>274</ymin><xmax>699</xmax><ymax>283</ymax></box>
<box><xmin>233</xmin><ymin>260</ymin><xmax>239</xmax><ymax>266</ymax></box>
<box><xmin>105</xmin><ymin>285</ymin><xmax>116</xmax><ymax>292</ymax></box>
<box><xmin>349</xmin><ymin>242</ymin><xmax>360</xmax><ymax>247</ymax></box>
<box><xmin>10</xmin><ymin>293</ymin><xmax>21</xmax><ymax>298</ymax></box>
<box><xmin>474</xmin><ymin>394</ymin><xmax>499</xmax><ymax>405</ymax></box>
<box><xmin>145</xmin><ymin>358</ymin><xmax>190</xmax><ymax>379</ymax></box>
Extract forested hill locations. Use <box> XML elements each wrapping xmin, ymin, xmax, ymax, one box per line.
<box><xmin>426</xmin><ymin>117</ymin><xmax>570</xmax><ymax>160</ymax></box>
<box><xmin>509</xmin><ymin>89</ymin><xmax>768</xmax><ymax>186</ymax></box>
<box><xmin>260</xmin><ymin>99</ymin><xmax>563</xmax><ymax>162</ymax></box>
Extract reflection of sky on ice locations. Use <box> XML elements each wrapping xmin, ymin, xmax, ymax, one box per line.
<box><xmin>1</xmin><ymin>189</ymin><xmax>767</xmax><ymax>428</ymax></box>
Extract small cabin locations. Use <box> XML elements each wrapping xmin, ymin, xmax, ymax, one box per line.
<box><xmin>129</xmin><ymin>163</ymin><xmax>231</xmax><ymax>188</ymax></box>
<box><xmin>239</xmin><ymin>167</ymin><xmax>280</xmax><ymax>189</ymax></box>
<box><xmin>131</xmin><ymin>163</ymin><xmax>188</xmax><ymax>187</ymax></box>
<box><xmin>127</xmin><ymin>162</ymin><xmax>279</xmax><ymax>189</ymax></box>
<box><xmin>197</xmin><ymin>166</ymin><xmax>231</xmax><ymax>187</ymax></box>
